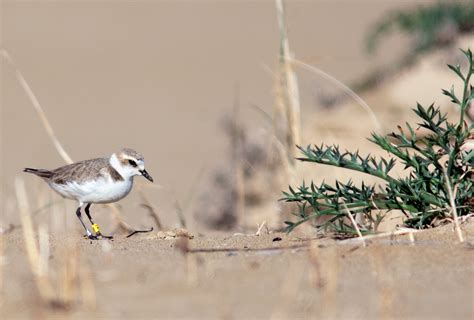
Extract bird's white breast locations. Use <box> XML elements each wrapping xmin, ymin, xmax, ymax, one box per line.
<box><xmin>50</xmin><ymin>176</ymin><xmax>133</xmax><ymax>204</ymax></box>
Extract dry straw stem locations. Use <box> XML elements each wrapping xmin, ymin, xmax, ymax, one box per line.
<box><xmin>138</xmin><ymin>186</ymin><xmax>164</xmax><ymax>231</ymax></box>
<box><xmin>408</xmin><ymin>231</ymin><xmax>415</xmax><ymax>246</ymax></box>
<box><xmin>272</xmin><ymin>63</ymin><xmax>291</xmax><ymax>156</ymax></box>
<box><xmin>38</xmin><ymin>224</ymin><xmax>50</xmax><ymax>277</ymax></box>
<box><xmin>270</xmin><ymin>261</ymin><xmax>304</xmax><ymax>320</ymax></box>
<box><xmin>108</xmin><ymin>204</ymin><xmax>135</xmax><ymax>233</ymax></box>
<box><xmin>319</xmin><ymin>247</ymin><xmax>339</xmax><ymax>319</ymax></box>
<box><xmin>275</xmin><ymin>0</ymin><xmax>301</xmax><ymax>162</ymax></box>
<box><xmin>308</xmin><ymin>242</ymin><xmax>323</xmax><ymax>288</ymax></box>
<box><xmin>341</xmin><ymin>228</ymin><xmax>421</xmax><ymax>244</ymax></box>
<box><xmin>78</xmin><ymin>259</ymin><xmax>97</xmax><ymax>309</ymax></box>
<box><xmin>257</xmin><ymin>65</ymin><xmax>297</xmax><ymax>185</ymax></box>
<box><xmin>59</xmin><ymin>246</ymin><xmax>79</xmax><ymax>305</ymax></box>
<box><xmin>59</xmin><ymin>244</ymin><xmax>96</xmax><ymax>309</ymax></box>
<box><xmin>164</xmin><ymin>171</ymin><xmax>205</xmax><ymax>229</ymax></box>
<box><xmin>186</xmin><ymin>253</ymin><xmax>199</xmax><ymax>287</ymax></box>
<box><xmin>14</xmin><ymin>177</ymin><xmax>55</xmax><ymax>302</ymax></box>
<box><xmin>175</xmin><ymin>238</ymin><xmax>198</xmax><ymax>286</ymax></box>
<box><xmin>174</xmin><ymin>199</ymin><xmax>187</xmax><ymax>229</ymax></box>
<box><xmin>290</xmin><ymin>58</ymin><xmax>382</xmax><ymax>132</ymax></box>
<box><xmin>369</xmin><ymin>246</ymin><xmax>394</xmax><ymax>319</ymax></box>
<box><xmin>341</xmin><ymin>201</ymin><xmax>367</xmax><ymax>247</ymax></box>
<box><xmin>443</xmin><ymin>168</ymin><xmax>464</xmax><ymax>243</ymax></box>
<box><xmin>0</xmin><ymin>235</ymin><xmax>4</xmax><ymax>295</ymax></box>
<box><xmin>232</xmin><ymin>84</ymin><xmax>246</xmax><ymax>228</ymax></box>
<box><xmin>255</xmin><ymin>221</ymin><xmax>269</xmax><ymax>236</ymax></box>
<box><xmin>1</xmin><ymin>49</ymin><xmax>73</xmax><ymax>165</ymax></box>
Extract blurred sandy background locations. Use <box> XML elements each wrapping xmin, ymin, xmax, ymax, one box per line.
<box><xmin>2</xmin><ymin>2</ymin><xmax>474</xmax><ymax>319</ymax></box>
<box><xmin>1</xmin><ymin>1</ymin><xmax>424</xmax><ymax>229</ymax></box>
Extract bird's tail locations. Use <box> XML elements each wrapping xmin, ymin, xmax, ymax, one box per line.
<box><xmin>23</xmin><ymin>168</ymin><xmax>54</xmax><ymax>179</ymax></box>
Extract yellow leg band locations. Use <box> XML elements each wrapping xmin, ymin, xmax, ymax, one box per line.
<box><xmin>91</xmin><ymin>223</ymin><xmax>101</xmax><ymax>234</ymax></box>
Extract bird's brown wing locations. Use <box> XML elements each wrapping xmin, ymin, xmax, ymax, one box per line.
<box><xmin>50</xmin><ymin>158</ymin><xmax>110</xmax><ymax>185</ymax></box>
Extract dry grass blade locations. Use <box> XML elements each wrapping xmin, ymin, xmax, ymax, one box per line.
<box><xmin>14</xmin><ymin>176</ymin><xmax>55</xmax><ymax>302</ymax></box>
<box><xmin>138</xmin><ymin>186</ymin><xmax>164</xmax><ymax>231</ymax></box>
<box><xmin>38</xmin><ymin>224</ymin><xmax>50</xmax><ymax>277</ymax></box>
<box><xmin>255</xmin><ymin>221</ymin><xmax>269</xmax><ymax>236</ymax></box>
<box><xmin>341</xmin><ymin>228</ymin><xmax>421</xmax><ymax>244</ymax></box>
<box><xmin>167</xmin><ymin>165</ymin><xmax>205</xmax><ymax>228</ymax></box>
<box><xmin>0</xmin><ymin>235</ymin><xmax>4</xmax><ymax>296</ymax></box>
<box><xmin>108</xmin><ymin>204</ymin><xmax>135</xmax><ymax>233</ymax></box>
<box><xmin>15</xmin><ymin>176</ymin><xmax>40</xmax><ymax>274</ymax></box>
<box><xmin>319</xmin><ymin>248</ymin><xmax>339</xmax><ymax>319</ymax></box>
<box><xmin>270</xmin><ymin>261</ymin><xmax>303</xmax><ymax>320</ymax></box>
<box><xmin>369</xmin><ymin>246</ymin><xmax>394</xmax><ymax>319</ymax></box>
<box><xmin>290</xmin><ymin>58</ymin><xmax>382</xmax><ymax>132</ymax></box>
<box><xmin>2</xmin><ymin>49</ymin><xmax>73</xmax><ymax>164</ymax></box>
<box><xmin>275</xmin><ymin>0</ymin><xmax>301</xmax><ymax>161</ymax></box>
<box><xmin>232</xmin><ymin>84</ymin><xmax>245</xmax><ymax>228</ymax></box>
<box><xmin>443</xmin><ymin>168</ymin><xmax>464</xmax><ymax>243</ymax></box>
<box><xmin>175</xmin><ymin>238</ymin><xmax>199</xmax><ymax>286</ymax></box>
<box><xmin>174</xmin><ymin>200</ymin><xmax>187</xmax><ymax>229</ymax></box>
<box><xmin>408</xmin><ymin>231</ymin><xmax>415</xmax><ymax>246</ymax></box>
<box><xmin>308</xmin><ymin>242</ymin><xmax>323</xmax><ymax>288</ymax></box>
<box><xmin>78</xmin><ymin>259</ymin><xmax>97</xmax><ymax>309</ymax></box>
<box><xmin>60</xmin><ymin>247</ymin><xmax>78</xmax><ymax>306</ymax></box>
<box><xmin>341</xmin><ymin>201</ymin><xmax>367</xmax><ymax>247</ymax></box>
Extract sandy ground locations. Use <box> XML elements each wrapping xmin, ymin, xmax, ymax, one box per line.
<box><xmin>1</xmin><ymin>221</ymin><xmax>473</xmax><ymax>319</ymax></box>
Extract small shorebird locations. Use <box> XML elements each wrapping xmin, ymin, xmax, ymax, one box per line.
<box><xmin>24</xmin><ymin>148</ymin><xmax>153</xmax><ymax>239</ymax></box>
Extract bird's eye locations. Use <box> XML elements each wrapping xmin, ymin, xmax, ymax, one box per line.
<box><xmin>128</xmin><ymin>160</ymin><xmax>137</xmax><ymax>167</ymax></box>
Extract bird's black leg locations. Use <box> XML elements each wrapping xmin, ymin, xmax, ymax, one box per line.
<box><xmin>76</xmin><ymin>206</ymin><xmax>97</xmax><ymax>240</ymax></box>
<box><xmin>84</xmin><ymin>204</ymin><xmax>113</xmax><ymax>239</ymax></box>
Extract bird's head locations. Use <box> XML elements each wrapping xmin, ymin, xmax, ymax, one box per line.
<box><xmin>110</xmin><ymin>148</ymin><xmax>153</xmax><ymax>182</ymax></box>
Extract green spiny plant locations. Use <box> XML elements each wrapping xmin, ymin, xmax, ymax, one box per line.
<box><xmin>367</xmin><ymin>2</ymin><xmax>474</xmax><ymax>54</ymax></box>
<box><xmin>282</xmin><ymin>49</ymin><xmax>473</xmax><ymax>235</ymax></box>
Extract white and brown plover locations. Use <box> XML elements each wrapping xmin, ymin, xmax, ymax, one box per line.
<box><xmin>24</xmin><ymin>148</ymin><xmax>154</xmax><ymax>239</ymax></box>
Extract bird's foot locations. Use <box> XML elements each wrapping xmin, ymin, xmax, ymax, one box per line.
<box><xmin>96</xmin><ymin>232</ymin><xmax>113</xmax><ymax>240</ymax></box>
<box><xmin>90</xmin><ymin>223</ymin><xmax>113</xmax><ymax>239</ymax></box>
<box><xmin>84</xmin><ymin>234</ymin><xmax>98</xmax><ymax>240</ymax></box>
<box><xmin>83</xmin><ymin>233</ymin><xmax>113</xmax><ymax>240</ymax></box>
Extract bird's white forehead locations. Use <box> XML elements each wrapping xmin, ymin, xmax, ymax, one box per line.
<box><xmin>122</xmin><ymin>155</ymin><xmax>144</xmax><ymax>162</ymax></box>
<box><xmin>118</xmin><ymin>148</ymin><xmax>144</xmax><ymax>161</ymax></box>
<box><xmin>116</xmin><ymin>150</ymin><xmax>145</xmax><ymax>165</ymax></box>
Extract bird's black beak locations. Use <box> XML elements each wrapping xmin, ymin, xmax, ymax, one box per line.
<box><xmin>139</xmin><ymin>169</ymin><xmax>154</xmax><ymax>182</ymax></box>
